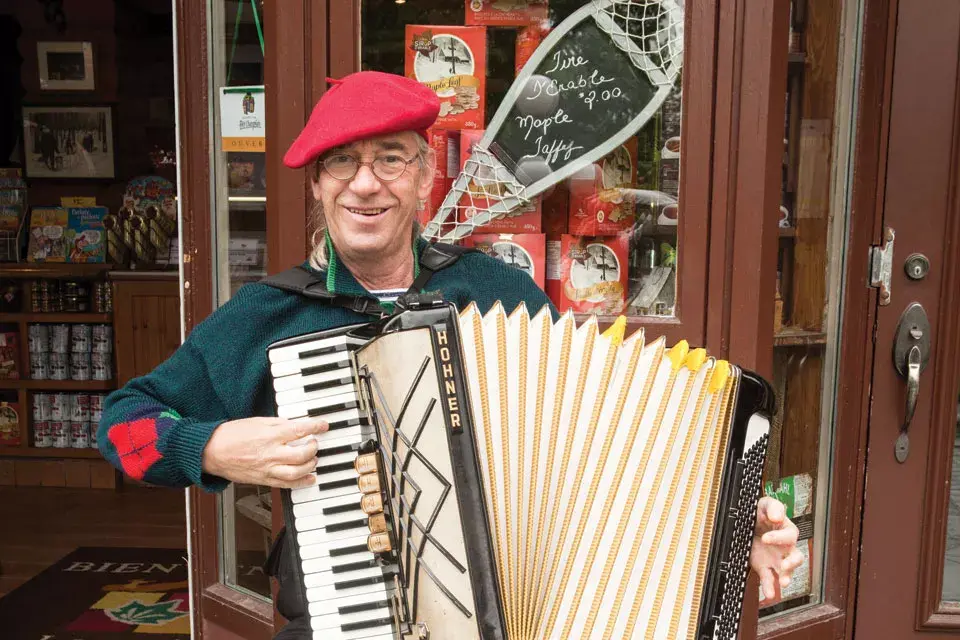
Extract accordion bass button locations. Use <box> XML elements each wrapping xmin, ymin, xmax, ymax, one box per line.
<box><xmin>368</xmin><ymin>513</ymin><xmax>388</xmax><ymax>534</ymax></box>
<box><xmin>354</xmin><ymin>453</ymin><xmax>379</xmax><ymax>475</ymax></box>
<box><xmin>357</xmin><ymin>472</ymin><xmax>380</xmax><ymax>494</ymax></box>
<box><xmin>368</xmin><ymin>532</ymin><xmax>393</xmax><ymax>553</ymax></box>
<box><xmin>361</xmin><ymin>492</ymin><xmax>384</xmax><ymax>514</ymax></box>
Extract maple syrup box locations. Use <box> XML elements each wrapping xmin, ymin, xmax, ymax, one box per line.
<box><xmin>465</xmin><ymin>0</ymin><xmax>549</xmax><ymax>27</ymax></box>
<box><xmin>459</xmin><ymin>129</ymin><xmax>542</xmax><ymax>233</ymax></box>
<box><xmin>406</xmin><ymin>26</ymin><xmax>486</xmax><ymax>131</ymax></box>
<box><xmin>548</xmin><ymin>234</ymin><xmax>629</xmax><ymax>314</ymax></box>
<box><xmin>464</xmin><ymin>233</ymin><xmax>545</xmax><ymax>289</ymax></box>
<box><xmin>568</xmin><ymin>139</ymin><xmax>639</xmax><ymax>236</ymax></box>
<box><xmin>421</xmin><ymin>128</ymin><xmax>461</xmax><ymax>228</ymax></box>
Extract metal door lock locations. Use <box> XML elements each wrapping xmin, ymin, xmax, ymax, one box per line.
<box><xmin>904</xmin><ymin>253</ymin><xmax>930</xmax><ymax>280</ymax></box>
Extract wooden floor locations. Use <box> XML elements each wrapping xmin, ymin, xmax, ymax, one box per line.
<box><xmin>0</xmin><ymin>484</ymin><xmax>186</xmax><ymax>598</ymax></box>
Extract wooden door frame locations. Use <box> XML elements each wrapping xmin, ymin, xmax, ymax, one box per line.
<box><xmin>749</xmin><ymin>0</ymin><xmax>897</xmax><ymax>636</ymax></box>
<box><xmin>176</xmin><ymin>0</ymin><xmax>274</xmax><ymax>637</ymax></box>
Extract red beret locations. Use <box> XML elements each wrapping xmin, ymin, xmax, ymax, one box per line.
<box><xmin>283</xmin><ymin>71</ymin><xmax>441</xmax><ymax>169</ymax></box>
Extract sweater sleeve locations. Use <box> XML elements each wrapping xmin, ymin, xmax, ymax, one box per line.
<box><xmin>97</xmin><ymin>339</ymin><xmax>231</xmax><ymax>493</ymax></box>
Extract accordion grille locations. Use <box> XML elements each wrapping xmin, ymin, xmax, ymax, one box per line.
<box><xmin>458</xmin><ymin>303</ymin><xmax>740</xmax><ymax>639</ymax></box>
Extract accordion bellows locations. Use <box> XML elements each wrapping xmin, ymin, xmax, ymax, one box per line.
<box><xmin>349</xmin><ymin>301</ymin><xmax>771</xmax><ymax>640</ymax></box>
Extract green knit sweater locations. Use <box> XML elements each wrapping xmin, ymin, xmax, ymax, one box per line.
<box><xmin>96</xmin><ymin>241</ymin><xmax>557</xmax><ymax>492</ymax></box>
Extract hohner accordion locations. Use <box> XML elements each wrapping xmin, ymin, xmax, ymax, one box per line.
<box><xmin>268</xmin><ymin>299</ymin><xmax>773</xmax><ymax>640</ymax></box>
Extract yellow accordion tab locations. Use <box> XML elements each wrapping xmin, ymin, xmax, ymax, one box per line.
<box><xmin>710</xmin><ymin>360</ymin><xmax>731</xmax><ymax>393</ymax></box>
<box><xmin>667</xmin><ymin>340</ymin><xmax>690</xmax><ymax>372</ymax></box>
<box><xmin>601</xmin><ymin>316</ymin><xmax>627</xmax><ymax>346</ymax></box>
<box><xmin>685</xmin><ymin>348</ymin><xmax>708</xmax><ymax>372</ymax></box>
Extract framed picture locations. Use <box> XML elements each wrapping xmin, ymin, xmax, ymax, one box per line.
<box><xmin>37</xmin><ymin>41</ymin><xmax>95</xmax><ymax>91</ymax></box>
<box><xmin>21</xmin><ymin>105</ymin><xmax>115</xmax><ymax>179</ymax></box>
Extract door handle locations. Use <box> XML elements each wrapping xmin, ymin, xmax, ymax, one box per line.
<box><xmin>893</xmin><ymin>303</ymin><xmax>931</xmax><ymax>463</ymax></box>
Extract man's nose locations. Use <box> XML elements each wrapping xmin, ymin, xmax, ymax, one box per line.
<box><xmin>347</xmin><ymin>164</ymin><xmax>382</xmax><ymax>196</ymax></box>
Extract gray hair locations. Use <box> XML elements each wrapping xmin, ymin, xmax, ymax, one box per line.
<box><xmin>308</xmin><ymin>135</ymin><xmax>431</xmax><ymax>271</ymax></box>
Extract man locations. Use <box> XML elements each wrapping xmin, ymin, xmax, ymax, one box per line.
<box><xmin>98</xmin><ymin>71</ymin><xmax>801</xmax><ymax>639</ymax></box>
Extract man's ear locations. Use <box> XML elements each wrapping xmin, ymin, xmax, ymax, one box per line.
<box><xmin>417</xmin><ymin>147</ymin><xmax>437</xmax><ymax>202</ymax></box>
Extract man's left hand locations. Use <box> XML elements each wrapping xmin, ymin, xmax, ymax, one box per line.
<box><xmin>751</xmin><ymin>496</ymin><xmax>804</xmax><ymax>600</ymax></box>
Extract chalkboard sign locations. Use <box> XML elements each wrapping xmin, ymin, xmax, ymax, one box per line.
<box><xmin>425</xmin><ymin>0</ymin><xmax>681</xmax><ymax>240</ymax></box>
<box><xmin>490</xmin><ymin>17</ymin><xmax>657</xmax><ymax>188</ymax></box>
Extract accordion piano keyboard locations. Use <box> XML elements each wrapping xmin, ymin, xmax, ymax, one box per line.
<box><xmin>270</xmin><ymin>331</ymin><xmax>398</xmax><ymax>639</ymax></box>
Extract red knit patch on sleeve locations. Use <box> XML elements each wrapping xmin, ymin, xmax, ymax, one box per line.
<box><xmin>107</xmin><ymin>417</ymin><xmax>163</xmax><ymax>480</ymax></box>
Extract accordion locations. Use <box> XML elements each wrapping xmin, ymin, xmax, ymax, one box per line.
<box><xmin>268</xmin><ymin>299</ymin><xmax>773</xmax><ymax>640</ymax></box>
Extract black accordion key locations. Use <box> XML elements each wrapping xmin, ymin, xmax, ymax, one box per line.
<box><xmin>341</xmin><ymin>616</ymin><xmax>394</xmax><ymax>632</ymax></box>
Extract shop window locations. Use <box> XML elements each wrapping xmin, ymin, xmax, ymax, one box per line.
<box><xmin>209</xmin><ymin>0</ymin><xmax>272</xmax><ymax>602</ymax></box>
<box><xmin>361</xmin><ymin>0</ymin><xmax>681</xmax><ymax>319</ymax></box>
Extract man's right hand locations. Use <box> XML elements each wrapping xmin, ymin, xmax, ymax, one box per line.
<box><xmin>201</xmin><ymin>417</ymin><xmax>328</xmax><ymax>488</ymax></box>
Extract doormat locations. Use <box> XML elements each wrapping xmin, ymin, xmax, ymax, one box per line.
<box><xmin>0</xmin><ymin>547</ymin><xmax>270</xmax><ymax>640</ymax></box>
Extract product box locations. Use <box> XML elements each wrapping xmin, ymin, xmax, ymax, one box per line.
<box><xmin>66</xmin><ymin>207</ymin><xmax>107</xmax><ymax>263</ymax></box>
<box><xmin>0</xmin><ymin>331</ymin><xmax>19</xmax><ymax>380</ymax></box>
<box><xmin>515</xmin><ymin>23</ymin><xmax>550</xmax><ymax>75</ymax></box>
<box><xmin>553</xmin><ymin>234</ymin><xmax>629</xmax><ymax>314</ymax></box>
<box><xmin>568</xmin><ymin>139</ymin><xmax>639</xmax><ymax>236</ymax></box>
<box><xmin>459</xmin><ymin>129</ymin><xmax>542</xmax><ymax>233</ymax></box>
<box><xmin>0</xmin><ymin>401</ymin><xmax>19</xmax><ymax>446</ymax></box>
<box><xmin>423</xmin><ymin>128</ymin><xmax>461</xmax><ymax>229</ymax></box>
<box><xmin>406</xmin><ymin>26</ymin><xmax>486</xmax><ymax>130</ymax></box>
<box><xmin>465</xmin><ymin>233</ymin><xmax>545</xmax><ymax>289</ymax></box>
<box><xmin>26</xmin><ymin>207</ymin><xmax>68</xmax><ymax>262</ymax></box>
<box><xmin>466</xmin><ymin>0</ymin><xmax>548</xmax><ymax>26</ymax></box>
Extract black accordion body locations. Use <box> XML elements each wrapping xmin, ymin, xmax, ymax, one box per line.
<box><xmin>267</xmin><ymin>300</ymin><xmax>774</xmax><ymax>640</ymax></box>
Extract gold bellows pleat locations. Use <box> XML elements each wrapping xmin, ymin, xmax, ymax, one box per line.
<box><xmin>457</xmin><ymin>302</ymin><xmax>737</xmax><ymax>640</ymax></box>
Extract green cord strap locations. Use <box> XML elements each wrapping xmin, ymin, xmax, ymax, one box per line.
<box><xmin>250</xmin><ymin>0</ymin><xmax>265</xmax><ymax>57</ymax></box>
<box><xmin>226</xmin><ymin>0</ymin><xmax>265</xmax><ymax>85</ymax></box>
<box><xmin>325</xmin><ymin>230</ymin><xmax>421</xmax><ymax>295</ymax></box>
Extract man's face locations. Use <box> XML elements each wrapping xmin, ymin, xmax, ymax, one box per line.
<box><xmin>312</xmin><ymin>132</ymin><xmax>435</xmax><ymax>261</ymax></box>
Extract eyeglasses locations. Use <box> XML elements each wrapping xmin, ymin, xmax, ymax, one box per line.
<box><xmin>319</xmin><ymin>153</ymin><xmax>420</xmax><ymax>182</ymax></box>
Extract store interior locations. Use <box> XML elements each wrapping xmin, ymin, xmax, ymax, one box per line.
<box><xmin>0</xmin><ymin>0</ymin><xmax>271</xmax><ymax>627</ymax></box>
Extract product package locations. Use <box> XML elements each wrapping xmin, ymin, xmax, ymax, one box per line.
<box><xmin>26</xmin><ymin>207</ymin><xmax>68</xmax><ymax>263</ymax></box>
<box><xmin>459</xmin><ymin>129</ymin><xmax>541</xmax><ymax>233</ymax></box>
<box><xmin>406</xmin><ymin>26</ymin><xmax>486</xmax><ymax>130</ymax></box>
<box><xmin>66</xmin><ymin>207</ymin><xmax>107</xmax><ymax>263</ymax></box>
<box><xmin>465</xmin><ymin>233</ymin><xmax>545</xmax><ymax>289</ymax></box>
<box><xmin>465</xmin><ymin>0</ymin><xmax>549</xmax><ymax>26</ymax></box>
<box><xmin>515</xmin><ymin>22</ymin><xmax>550</xmax><ymax>75</ymax></box>
<box><xmin>550</xmin><ymin>234</ymin><xmax>629</xmax><ymax>314</ymax></box>
<box><xmin>0</xmin><ymin>401</ymin><xmax>19</xmax><ymax>446</ymax></box>
<box><xmin>568</xmin><ymin>139</ymin><xmax>639</xmax><ymax>236</ymax></box>
<box><xmin>0</xmin><ymin>331</ymin><xmax>19</xmax><ymax>380</ymax></box>
<box><xmin>422</xmin><ymin>128</ymin><xmax>461</xmax><ymax>228</ymax></box>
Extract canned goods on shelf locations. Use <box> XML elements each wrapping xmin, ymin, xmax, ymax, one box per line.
<box><xmin>70</xmin><ymin>352</ymin><xmax>92</xmax><ymax>381</ymax></box>
<box><xmin>33</xmin><ymin>420</ymin><xmax>52</xmax><ymax>447</ymax></box>
<box><xmin>28</xmin><ymin>325</ymin><xmax>49</xmax><ymax>353</ymax></box>
<box><xmin>71</xmin><ymin>324</ymin><xmax>92</xmax><ymax>353</ymax></box>
<box><xmin>48</xmin><ymin>352</ymin><xmax>68</xmax><ymax>380</ymax></box>
<box><xmin>29</xmin><ymin>352</ymin><xmax>49</xmax><ymax>380</ymax></box>
<box><xmin>50</xmin><ymin>421</ymin><xmax>69</xmax><ymax>448</ymax></box>
<box><xmin>70</xmin><ymin>421</ymin><xmax>89</xmax><ymax>448</ymax></box>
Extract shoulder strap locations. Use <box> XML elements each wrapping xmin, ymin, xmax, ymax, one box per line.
<box><xmin>258</xmin><ymin>242</ymin><xmax>474</xmax><ymax>317</ymax></box>
<box><xmin>408</xmin><ymin>241</ymin><xmax>474</xmax><ymax>293</ymax></box>
<box><xmin>259</xmin><ymin>266</ymin><xmax>386</xmax><ymax>317</ymax></box>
